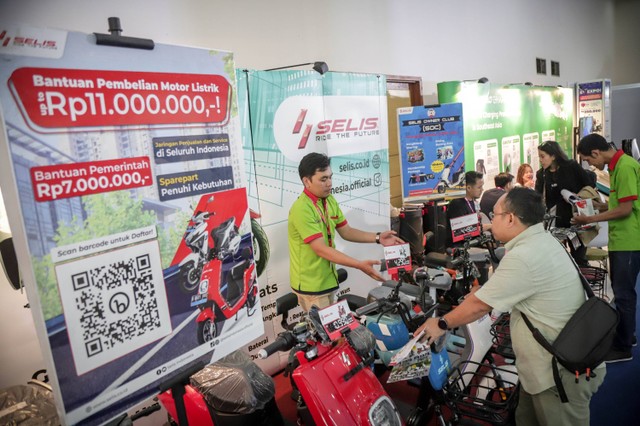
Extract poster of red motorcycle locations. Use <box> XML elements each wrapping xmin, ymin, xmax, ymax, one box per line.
<box><xmin>0</xmin><ymin>24</ymin><xmax>263</xmax><ymax>425</ymax></box>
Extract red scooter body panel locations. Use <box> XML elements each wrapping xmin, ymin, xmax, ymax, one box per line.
<box><xmin>293</xmin><ymin>341</ymin><xmax>401</xmax><ymax>426</ymax></box>
<box><xmin>157</xmin><ymin>385</ymin><xmax>214</xmax><ymax>426</ymax></box>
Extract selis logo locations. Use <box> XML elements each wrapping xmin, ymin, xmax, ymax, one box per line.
<box><xmin>291</xmin><ymin>107</ymin><xmax>379</xmax><ymax>149</ymax></box>
<box><xmin>0</xmin><ymin>30</ymin><xmax>58</xmax><ymax>49</ymax></box>
<box><xmin>273</xmin><ymin>95</ymin><xmax>385</xmax><ymax>163</ymax></box>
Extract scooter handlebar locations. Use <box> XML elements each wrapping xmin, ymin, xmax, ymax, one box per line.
<box><xmin>258</xmin><ymin>332</ymin><xmax>296</xmax><ymax>359</ymax></box>
<box><xmin>355</xmin><ymin>299</ymin><xmax>383</xmax><ymax>317</ymax></box>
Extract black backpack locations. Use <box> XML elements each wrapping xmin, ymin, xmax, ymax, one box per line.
<box><xmin>522</xmin><ymin>253</ymin><xmax>619</xmax><ymax>403</ymax></box>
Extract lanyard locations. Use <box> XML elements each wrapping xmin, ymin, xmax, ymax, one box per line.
<box><xmin>465</xmin><ymin>198</ymin><xmax>476</xmax><ymax>214</ymax></box>
<box><xmin>313</xmin><ymin>199</ymin><xmax>333</xmax><ymax>247</ymax></box>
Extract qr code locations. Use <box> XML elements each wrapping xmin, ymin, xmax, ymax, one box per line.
<box><xmin>56</xmin><ymin>239</ymin><xmax>171</xmax><ymax>376</ymax></box>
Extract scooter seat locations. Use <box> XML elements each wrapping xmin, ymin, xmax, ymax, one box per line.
<box><xmin>276</xmin><ymin>293</ymin><xmax>299</xmax><ymax>316</ymax></box>
<box><xmin>424</xmin><ymin>268</ymin><xmax>453</xmax><ymax>291</ymax></box>
<box><xmin>424</xmin><ymin>252</ymin><xmax>456</xmax><ymax>269</ymax></box>
<box><xmin>468</xmin><ymin>247</ymin><xmax>490</xmax><ymax>263</ymax></box>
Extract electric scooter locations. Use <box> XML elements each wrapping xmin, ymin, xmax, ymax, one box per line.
<box><xmin>179</xmin><ymin>196</ymin><xmax>216</xmax><ymax>293</ymax></box>
<box><xmin>193</xmin><ymin>217</ymin><xmax>258</xmax><ymax>344</ymax></box>
<box><xmin>422</xmin><ymin>233</ymin><xmax>502</xmax><ymax>311</ymax></box>
<box><xmin>259</xmin><ymin>294</ymin><xmax>408</xmax><ymax>425</ymax></box>
<box><xmin>435</xmin><ymin>148</ymin><xmax>465</xmax><ymax>194</ymax></box>
<box><xmin>356</xmin><ymin>281</ymin><xmax>519</xmax><ymax>426</ymax></box>
<box><xmin>156</xmin><ymin>351</ymin><xmax>285</xmax><ymax>426</ymax></box>
<box><xmin>351</xmin><ymin>268</ymin><xmax>447</xmax><ymax>369</ymax></box>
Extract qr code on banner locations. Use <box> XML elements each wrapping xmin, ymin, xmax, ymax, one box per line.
<box><xmin>55</xmin><ymin>239</ymin><xmax>171</xmax><ymax>376</ymax></box>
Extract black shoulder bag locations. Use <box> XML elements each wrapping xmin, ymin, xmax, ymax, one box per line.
<box><xmin>521</xmin><ymin>250</ymin><xmax>619</xmax><ymax>403</ymax></box>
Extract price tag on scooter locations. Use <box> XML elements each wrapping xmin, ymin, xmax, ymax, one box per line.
<box><xmin>318</xmin><ymin>299</ymin><xmax>358</xmax><ymax>341</ymax></box>
<box><xmin>450</xmin><ymin>213</ymin><xmax>481</xmax><ymax>243</ymax></box>
<box><xmin>383</xmin><ymin>242</ymin><xmax>412</xmax><ymax>277</ymax></box>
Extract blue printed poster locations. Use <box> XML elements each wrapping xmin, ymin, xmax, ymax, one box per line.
<box><xmin>397</xmin><ymin>103</ymin><xmax>465</xmax><ymax>199</ymax></box>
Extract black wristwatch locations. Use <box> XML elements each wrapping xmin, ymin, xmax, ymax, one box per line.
<box><xmin>437</xmin><ymin>317</ymin><xmax>449</xmax><ymax>330</ymax></box>
<box><xmin>375</xmin><ymin>232</ymin><xmax>381</xmax><ymax>244</ymax></box>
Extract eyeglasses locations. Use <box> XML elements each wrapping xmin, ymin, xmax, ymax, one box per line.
<box><xmin>489</xmin><ymin>211</ymin><xmax>510</xmax><ymax>220</ymax></box>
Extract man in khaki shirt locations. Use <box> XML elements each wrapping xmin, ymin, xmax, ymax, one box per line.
<box><xmin>416</xmin><ymin>187</ymin><xmax>606</xmax><ymax>426</ymax></box>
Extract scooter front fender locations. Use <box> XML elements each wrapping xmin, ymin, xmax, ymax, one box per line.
<box><xmin>292</xmin><ymin>341</ymin><xmax>402</xmax><ymax>425</ymax></box>
<box><xmin>196</xmin><ymin>307</ymin><xmax>214</xmax><ymax>324</ymax></box>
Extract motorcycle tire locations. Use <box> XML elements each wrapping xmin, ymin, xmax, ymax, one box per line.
<box><xmin>406</xmin><ymin>406</ymin><xmax>431</xmax><ymax>426</ymax></box>
<box><xmin>180</xmin><ymin>262</ymin><xmax>201</xmax><ymax>294</ymax></box>
<box><xmin>247</xmin><ymin>287</ymin><xmax>257</xmax><ymax>309</ymax></box>
<box><xmin>437</xmin><ymin>185</ymin><xmax>446</xmax><ymax>194</ymax></box>
<box><xmin>197</xmin><ymin>318</ymin><xmax>219</xmax><ymax>345</ymax></box>
<box><xmin>251</xmin><ymin>218</ymin><xmax>270</xmax><ymax>277</ymax></box>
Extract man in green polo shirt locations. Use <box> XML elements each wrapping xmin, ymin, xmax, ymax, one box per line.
<box><xmin>288</xmin><ymin>152</ymin><xmax>404</xmax><ymax>311</ymax></box>
<box><xmin>573</xmin><ymin>133</ymin><xmax>640</xmax><ymax>363</ymax></box>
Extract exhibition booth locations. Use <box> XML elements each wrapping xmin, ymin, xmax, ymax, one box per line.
<box><xmin>0</xmin><ymin>20</ymin><xmax>635</xmax><ymax>426</ymax></box>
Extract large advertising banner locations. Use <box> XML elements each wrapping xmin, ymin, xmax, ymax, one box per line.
<box><xmin>238</xmin><ymin>70</ymin><xmax>391</xmax><ymax>371</ymax></box>
<box><xmin>438</xmin><ymin>82</ymin><xmax>574</xmax><ymax>188</ymax></box>
<box><xmin>397</xmin><ymin>103</ymin><xmax>465</xmax><ymax>200</ymax></box>
<box><xmin>576</xmin><ymin>79</ymin><xmax>611</xmax><ymax>141</ymax></box>
<box><xmin>0</xmin><ymin>24</ymin><xmax>263</xmax><ymax>425</ymax></box>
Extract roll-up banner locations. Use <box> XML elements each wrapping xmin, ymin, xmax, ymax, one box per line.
<box><xmin>397</xmin><ymin>103</ymin><xmax>465</xmax><ymax>200</ymax></box>
<box><xmin>0</xmin><ymin>24</ymin><xmax>263</xmax><ymax>425</ymax></box>
<box><xmin>438</xmin><ymin>81</ymin><xmax>574</xmax><ymax>187</ymax></box>
<box><xmin>576</xmin><ymin>79</ymin><xmax>611</xmax><ymax>142</ymax></box>
<box><xmin>238</xmin><ymin>70</ymin><xmax>392</xmax><ymax>372</ymax></box>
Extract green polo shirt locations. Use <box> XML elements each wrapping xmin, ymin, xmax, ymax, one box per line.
<box><xmin>288</xmin><ymin>189</ymin><xmax>347</xmax><ymax>294</ymax></box>
<box><xmin>608</xmin><ymin>150</ymin><xmax>640</xmax><ymax>251</ymax></box>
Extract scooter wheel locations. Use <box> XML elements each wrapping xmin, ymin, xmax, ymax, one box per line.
<box><xmin>180</xmin><ymin>264</ymin><xmax>201</xmax><ymax>293</ymax></box>
<box><xmin>197</xmin><ymin>318</ymin><xmax>218</xmax><ymax>344</ymax></box>
<box><xmin>251</xmin><ymin>218</ymin><xmax>270</xmax><ymax>277</ymax></box>
<box><xmin>406</xmin><ymin>406</ymin><xmax>429</xmax><ymax>426</ymax></box>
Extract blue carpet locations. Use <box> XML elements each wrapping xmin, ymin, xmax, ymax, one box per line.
<box><xmin>590</xmin><ymin>299</ymin><xmax>640</xmax><ymax>425</ymax></box>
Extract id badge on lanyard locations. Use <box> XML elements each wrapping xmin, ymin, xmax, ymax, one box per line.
<box><xmin>315</xmin><ymin>199</ymin><xmax>333</xmax><ymax>247</ymax></box>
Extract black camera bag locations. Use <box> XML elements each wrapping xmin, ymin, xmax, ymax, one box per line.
<box><xmin>522</xmin><ymin>251</ymin><xmax>618</xmax><ymax>403</ymax></box>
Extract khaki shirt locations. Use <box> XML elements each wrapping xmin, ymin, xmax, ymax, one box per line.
<box><xmin>475</xmin><ymin>223</ymin><xmax>587</xmax><ymax>394</ymax></box>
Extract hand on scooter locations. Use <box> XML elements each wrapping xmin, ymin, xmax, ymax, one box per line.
<box><xmin>414</xmin><ymin>317</ymin><xmax>446</xmax><ymax>345</ymax></box>
<box><xmin>357</xmin><ymin>259</ymin><xmax>384</xmax><ymax>282</ymax></box>
<box><xmin>378</xmin><ymin>230</ymin><xmax>405</xmax><ymax>246</ymax></box>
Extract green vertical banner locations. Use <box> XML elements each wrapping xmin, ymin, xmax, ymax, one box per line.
<box><xmin>438</xmin><ymin>81</ymin><xmax>574</xmax><ymax>187</ymax></box>
<box><xmin>239</xmin><ymin>70</ymin><xmax>391</xmax><ymax>373</ymax></box>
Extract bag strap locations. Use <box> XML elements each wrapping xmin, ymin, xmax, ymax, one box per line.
<box><xmin>521</xmin><ymin>238</ymin><xmax>595</xmax><ymax>403</ymax></box>
<box><xmin>552</xmin><ymin>357</ymin><xmax>569</xmax><ymax>403</ymax></box>
<box><xmin>560</xmin><ymin>237</ymin><xmax>596</xmax><ymax>299</ymax></box>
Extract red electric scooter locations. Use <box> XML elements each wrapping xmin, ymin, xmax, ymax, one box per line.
<box><xmin>193</xmin><ymin>215</ymin><xmax>258</xmax><ymax>344</ymax></box>
<box><xmin>259</xmin><ymin>291</ymin><xmax>407</xmax><ymax>426</ymax></box>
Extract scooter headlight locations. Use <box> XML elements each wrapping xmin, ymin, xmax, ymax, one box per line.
<box><xmin>199</xmin><ymin>279</ymin><xmax>209</xmax><ymax>294</ymax></box>
<box><xmin>369</xmin><ymin>395</ymin><xmax>401</xmax><ymax>426</ymax></box>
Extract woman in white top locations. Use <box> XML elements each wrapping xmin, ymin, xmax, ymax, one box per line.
<box><xmin>515</xmin><ymin>163</ymin><xmax>535</xmax><ymax>189</ymax></box>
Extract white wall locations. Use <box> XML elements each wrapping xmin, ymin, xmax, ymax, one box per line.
<box><xmin>1</xmin><ymin>0</ymin><xmax>634</xmax><ymax>95</ymax></box>
<box><xmin>0</xmin><ymin>0</ymin><xmax>635</xmax><ymax>397</ymax></box>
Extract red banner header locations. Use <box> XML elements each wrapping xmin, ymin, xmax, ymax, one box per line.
<box><xmin>9</xmin><ymin>67</ymin><xmax>231</xmax><ymax>129</ymax></box>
